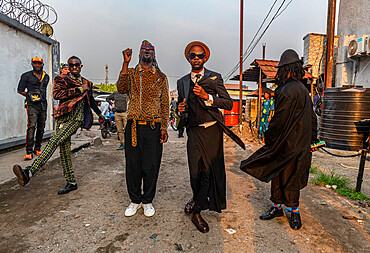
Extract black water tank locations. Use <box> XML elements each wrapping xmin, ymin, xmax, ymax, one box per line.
<box><xmin>319</xmin><ymin>86</ymin><xmax>370</xmax><ymax>151</ymax></box>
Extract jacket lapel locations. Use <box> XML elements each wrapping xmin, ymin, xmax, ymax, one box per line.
<box><xmin>183</xmin><ymin>74</ymin><xmax>191</xmax><ymax>101</ymax></box>
<box><xmin>202</xmin><ymin>68</ymin><xmax>212</xmax><ymax>81</ymax></box>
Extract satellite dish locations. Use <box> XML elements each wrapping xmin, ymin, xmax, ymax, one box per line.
<box><xmin>40</xmin><ymin>24</ymin><xmax>54</xmax><ymax>37</ymax></box>
<box><xmin>348</xmin><ymin>39</ymin><xmax>358</xmax><ymax>57</ymax></box>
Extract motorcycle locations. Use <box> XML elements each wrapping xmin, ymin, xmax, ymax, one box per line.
<box><xmin>99</xmin><ymin>111</ymin><xmax>117</xmax><ymax>139</ymax></box>
<box><xmin>169</xmin><ymin>110</ymin><xmax>178</xmax><ymax>131</ymax></box>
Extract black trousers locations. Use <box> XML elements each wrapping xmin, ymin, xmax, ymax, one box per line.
<box><xmin>178</xmin><ymin>126</ymin><xmax>185</xmax><ymax>137</ymax></box>
<box><xmin>270</xmin><ymin>158</ymin><xmax>300</xmax><ymax>207</ymax></box>
<box><xmin>26</xmin><ymin>106</ymin><xmax>47</xmax><ymax>154</ymax></box>
<box><xmin>125</xmin><ymin>121</ymin><xmax>163</xmax><ymax>204</ymax></box>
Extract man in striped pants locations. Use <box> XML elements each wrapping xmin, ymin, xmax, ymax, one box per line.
<box><xmin>13</xmin><ymin>56</ymin><xmax>104</xmax><ymax>195</ymax></box>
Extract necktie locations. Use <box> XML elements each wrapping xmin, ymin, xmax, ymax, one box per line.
<box><xmin>195</xmin><ymin>74</ymin><xmax>201</xmax><ymax>83</ymax></box>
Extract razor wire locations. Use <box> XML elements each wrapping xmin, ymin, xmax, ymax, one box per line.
<box><xmin>0</xmin><ymin>0</ymin><xmax>57</xmax><ymax>32</ymax></box>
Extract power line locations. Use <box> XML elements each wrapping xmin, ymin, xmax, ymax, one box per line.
<box><xmin>225</xmin><ymin>0</ymin><xmax>293</xmax><ymax>81</ymax></box>
<box><xmin>224</xmin><ymin>0</ymin><xmax>279</xmax><ymax>80</ymax></box>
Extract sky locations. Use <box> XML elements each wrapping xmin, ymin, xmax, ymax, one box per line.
<box><xmin>44</xmin><ymin>0</ymin><xmax>331</xmax><ymax>90</ymax></box>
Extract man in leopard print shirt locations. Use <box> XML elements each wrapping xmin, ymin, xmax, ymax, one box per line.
<box><xmin>116</xmin><ymin>40</ymin><xmax>169</xmax><ymax>218</ymax></box>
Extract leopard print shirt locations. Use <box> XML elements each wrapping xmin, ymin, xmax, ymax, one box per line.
<box><xmin>116</xmin><ymin>64</ymin><xmax>169</xmax><ymax>131</ymax></box>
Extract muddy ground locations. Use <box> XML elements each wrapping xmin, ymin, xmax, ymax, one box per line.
<box><xmin>0</xmin><ymin>127</ymin><xmax>369</xmax><ymax>252</ymax></box>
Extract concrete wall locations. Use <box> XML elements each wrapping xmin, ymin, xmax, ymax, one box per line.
<box><xmin>0</xmin><ymin>13</ymin><xmax>59</xmax><ymax>142</ymax></box>
<box><xmin>303</xmin><ymin>33</ymin><xmax>339</xmax><ymax>81</ymax></box>
<box><xmin>336</xmin><ymin>0</ymin><xmax>370</xmax><ymax>87</ymax></box>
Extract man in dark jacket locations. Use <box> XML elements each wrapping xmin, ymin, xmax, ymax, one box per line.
<box><xmin>177</xmin><ymin>41</ymin><xmax>233</xmax><ymax>233</ymax></box>
<box><xmin>240</xmin><ymin>49</ymin><xmax>318</xmax><ymax>230</ymax></box>
<box><xmin>13</xmin><ymin>56</ymin><xmax>104</xmax><ymax>195</ymax></box>
<box><xmin>17</xmin><ymin>56</ymin><xmax>50</xmax><ymax>160</ymax></box>
<box><xmin>106</xmin><ymin>91</ymin><xmax>128</xmax><ymax>150</ymax></box>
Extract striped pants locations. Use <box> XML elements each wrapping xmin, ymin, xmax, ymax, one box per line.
<box><xmin>28</xmin><ymin>118</ymin><xmax>82</xmax><ymax>183</ymax></box>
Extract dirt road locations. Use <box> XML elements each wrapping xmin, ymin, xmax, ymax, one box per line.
<box><xmin>0</xmin><ymin>128</ymin><xmax>369</xmax><ymax>252</ymax></box>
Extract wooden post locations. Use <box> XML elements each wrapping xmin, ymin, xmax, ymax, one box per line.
<box><xmin>324</xmin><ymin>0</ymin><xmax>336</xmax><ymax>89</ymax></box>
<box><xmin>238</xmin><ymin>0</ymin><xmax>244</xmax><ymax>128</ymax></box>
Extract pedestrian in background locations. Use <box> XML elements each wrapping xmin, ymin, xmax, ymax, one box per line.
<box><xmin>241</xmin><ymin>49</ymin><xmax>318</xmax><ymax>230</ymax></box>
<box><xmin>259</xmin><ymin>91</ymin><xmax>274</xmax><ymax>140</ymax></box>
<box><xmin>117</xmin><ymin>40</ymin><xmax>169</xmax><ymax>218</ymax></box>
<box><xmin>17</xmin><ymin>56</ymin><xmax>50</xmax><ymax>160</ymax></box>
<box><xmin>13</xmin><ymin>55</ymin><xmax>104</xmax><ymax>195</ymax></box>
<box><xmin>106</xmin><ymin>91</ymin><xmax>128</xmax><ymax>150</ymax></box>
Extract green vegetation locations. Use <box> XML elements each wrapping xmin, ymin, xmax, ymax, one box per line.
<box><xmin>309</xmin><ymin>166</ymin><xmax>318</xmax><ymax>174</ymax></box>
<box><xmin>336</xmin><ymin>187</ymin><xmax>370</xmax><ymax>201</ymax></box>
<box><xmin>312</xmin><ymin>170</ymin><xmax>350</xmax><ymax>189</ymax></box>
<box><xmin>95</xmin><ymin>83</ymin><xmax>117</xmax><ymax>92</ymax></box>
<box><xmin>311</xmin><ymin>169</ymin><xmax>369</xmax><ymax>201</ymax></box>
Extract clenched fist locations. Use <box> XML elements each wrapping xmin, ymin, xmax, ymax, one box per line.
<box><xmin>123</xmin><ymin>48</ymin><xmax>132</xmax><ymax>63</ymax></box>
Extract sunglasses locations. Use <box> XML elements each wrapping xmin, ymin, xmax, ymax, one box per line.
<box><xmin>141</xmin><ymin>45</ymin><xmax>154</xmax><ymax>50</ymax></box>
<box><xmin>189</xmin><ymin>53</ymin><xmax>206</xmax><ymax>60</ymax></box>
<box><xmin>68</xmin><ymin>63</ymin><xmax>81</xmax><ymax>68</ymax></box>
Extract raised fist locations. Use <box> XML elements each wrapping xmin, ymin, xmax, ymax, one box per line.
<box><xmin>123</xmin><ymin>48</ymin><xmax>132</xmax><ymax>63</ymax></box>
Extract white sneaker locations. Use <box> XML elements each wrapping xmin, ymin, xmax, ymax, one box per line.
<box><xmin>143</xmin><ymin>203</ymin><xmax>155</xmax><ymax>217</ymax></box>
<box><xmin>124</xmin><ymin>202</ymin><xmax>142</xmax><ymax>217</ymax></box>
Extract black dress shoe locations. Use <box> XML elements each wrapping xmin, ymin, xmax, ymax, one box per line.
<box><xmin>58</xmin><ymin>183</ymin><xmax>78</xmax><ymax>195</ymax></box>
<box><xmin>288</xmin><ymin>212</ymin><xmax>302</xmax><ymax>230</ymax></box>
<box><xmin>13</xmin><ymin>165</ymin><xmax>30</xmax><ymax>186</ymax></box>
<box><xmin>192</xmin><ymin>213</ymin><xmax>209</xmax><ymax>233</ymax></box>
<box><xmin>184</xmin><ymin>198</ymin><xmax>195</xmax><ymax>214</ymax></box>
<box><xmin>259</xmin><ymin>207</ymin><xmax>284</xmax><ymax>220</ymax></box>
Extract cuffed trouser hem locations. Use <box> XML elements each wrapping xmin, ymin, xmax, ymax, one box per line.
<box><xmin>270</xmin><ymin>195</ymin><xmax>299</xmax><ymax>208</ymax></box>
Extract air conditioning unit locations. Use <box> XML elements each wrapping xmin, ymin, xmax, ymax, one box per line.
<box><xmin>348</xmin><ymin>35</ymin><xmax>369</xmax><ymax>58</ymax></box>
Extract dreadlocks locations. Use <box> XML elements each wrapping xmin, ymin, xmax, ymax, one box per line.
<box><xmin>153</xmin><ymin>58</ymin><xmax>165</xmax><ymax>80</ymax></box>
<box><xmin>275</xmin><ymin>61</ymin><xmax>305</xmax><ymax>85</ymax></box>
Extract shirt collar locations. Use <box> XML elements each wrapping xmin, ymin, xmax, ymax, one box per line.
<box><xmin>191</xmin><ymin>68</ymin><xmax>205</xmax><ymax>82</ymax></box>
<box><xmin>69</xmin><ymin>73</ymin><xmax>83</xmax><ymax>84</ymax></box>
<box><xmin>137</xmin><ymin>64</ymin><xmax>156</xmax><ymax>74</ymax></box>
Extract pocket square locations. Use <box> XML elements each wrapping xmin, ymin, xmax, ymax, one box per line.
<box><xmin>210</xmin><ymin>76</ymin><xmax>217</xmax><ymax>80</ymax></box>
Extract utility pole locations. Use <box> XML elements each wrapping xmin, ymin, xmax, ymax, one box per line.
<box><xmin>238</xmin><ymin>0</ymin><xmax>244</xmax><ymax>128</ymax></box>
<box><xmin>257</xmin><ymin>44</ymin><xmax>265</xmax><ymax>135</ymax></box>
<box><xmin>324</xmin><ymin>0</ymin><xmax>336</xmax><ymax>89</ymax></box>
<box><xmin>105</xmin><ymin>65</ymin><xmax>109</xmax><ymax>85</ymax></box>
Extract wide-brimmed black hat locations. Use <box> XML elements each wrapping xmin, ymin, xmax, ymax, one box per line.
<box><xmin>277</xmin><ymin>49</ymin><xmax>302</xmax><ymax>68</ymax></box>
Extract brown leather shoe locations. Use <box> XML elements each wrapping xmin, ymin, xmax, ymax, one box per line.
<box><xmin>191</xmin><ymin>213</ymin><xmax>209</xmax><ymax>233</ymax></box>
<box><xmin>184</xmin><ymin>198</ymin><xmax>195</xmax><ymax>214</ymax></box>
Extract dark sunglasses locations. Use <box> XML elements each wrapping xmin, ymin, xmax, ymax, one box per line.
<box><xmin>68</xmin><ymin>63</ymin><xmax>81</xmax><ymax>68</ymax></box>
<box><xmin>141</xmin><ymin>45</ymin><xmax>154</xmax><ymax>50</ymax></box>
<box><xmin>189</xmin><ymin>53</ymin><xmax>205</xmax><ymax>60</ymax></box>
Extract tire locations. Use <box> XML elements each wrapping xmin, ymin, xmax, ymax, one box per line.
<box><xmin>101</xmin><ymin>128</ymin><xmax>108</xmax><ymax>139</ymax></box>
<box><xmin>171</xmin><ymin>118</ymin><xmax>178</xmax><ymax>131</ymax></box>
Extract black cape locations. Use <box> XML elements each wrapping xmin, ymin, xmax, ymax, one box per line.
<box><xmin>240</xmin><ymin>79</ymin><xmax>318</xmax><ymax>190</ymax></box>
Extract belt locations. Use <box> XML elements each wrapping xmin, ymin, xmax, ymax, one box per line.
<box><xmin>116</xmin><ymin>110</ymin><xmax>126</xmax><ymax>113</ymax></box>
<box><xmin>137</xmin><ymin>120</ymin><xmax>148</xmax><ymax>125</ymax></box>
<box><xmin>131</xmin><ymin>120</ymin><xmax>156</xmax><ymax>147</ymax></box>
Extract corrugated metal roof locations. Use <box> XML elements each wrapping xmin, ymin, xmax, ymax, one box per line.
<box><xmin>231</xmin><ymin>59</ymin><xmax>314</xmax><ymax>81</ymax></box>
<box><xmin>252</xmin><ymin>59</ymin><xmax>279</xmax><ymax>79</ymax></box>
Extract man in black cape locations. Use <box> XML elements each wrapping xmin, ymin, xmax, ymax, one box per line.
<box><xmin>240</xmin><ymin>49</ymin><xmax>318</xmax><ymax>230</ymax></box>
<box><xmin>177</xmin><ymin>41</ymin><xmax>233</xmax><ymax>233</ymax></box>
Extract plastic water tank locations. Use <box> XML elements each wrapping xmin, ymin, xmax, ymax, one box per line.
<box><xmin>319</xmin><ymin>86</ymin><xmax>370</xmax><ymax>151</ymax></box>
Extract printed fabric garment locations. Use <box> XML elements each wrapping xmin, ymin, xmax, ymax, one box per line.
<box><xmin>28</xmin><ymin>100</ymin><xmax>84</xmax><ymax>182</ymax></box>
<box><xmin>259</xmin><ymin>99</ymin><xmax>274</xmax><ymax>137</ymax></box>
<box><xmin>116</xmin><ymin>64</ymin><xmax>169</xmax><ymax>146</ymax></box>
<box><xmin>53</xmin><ymin>73</ymin><xmax>101</xmax><ymax>129</ymax></box>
